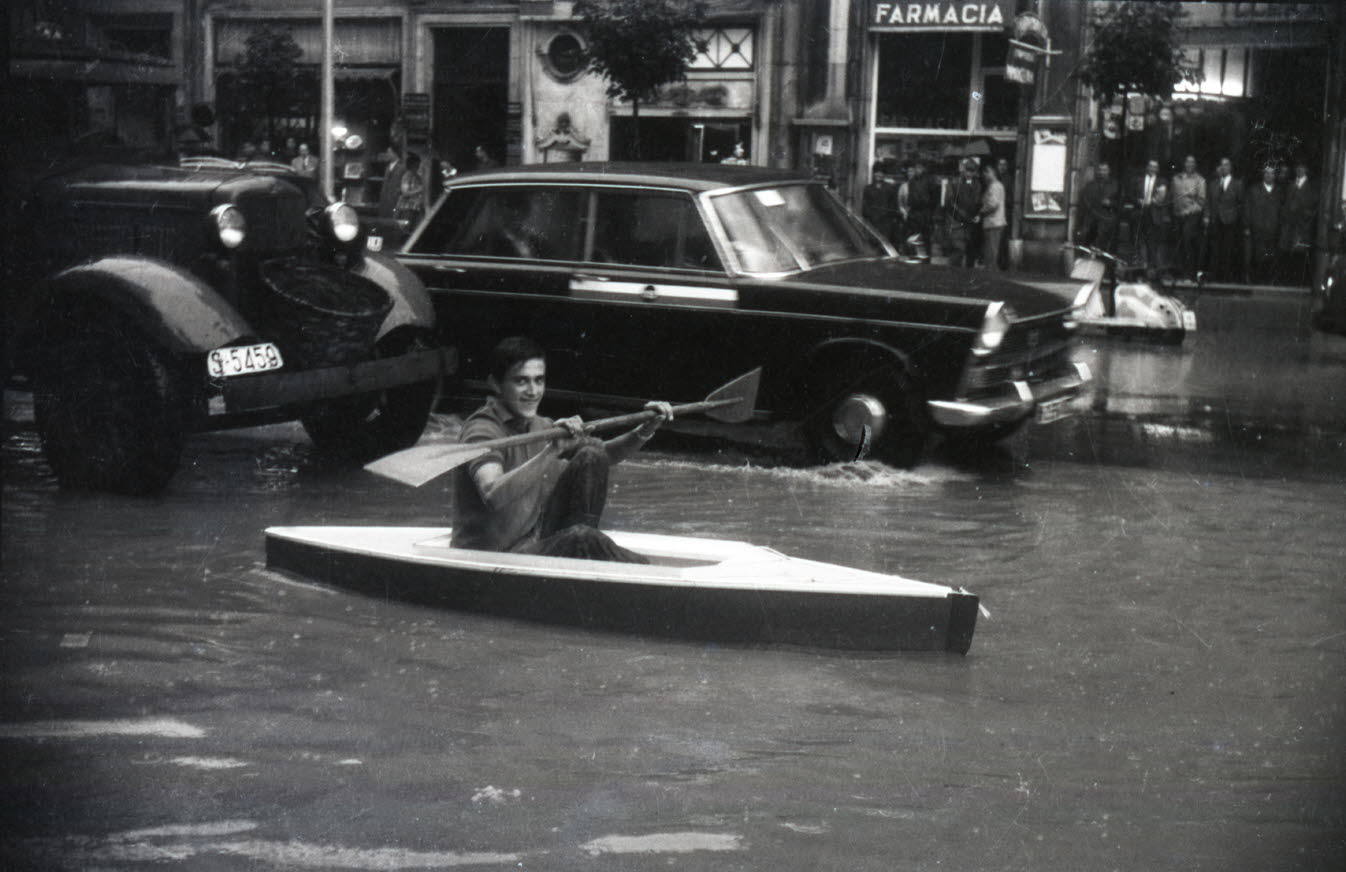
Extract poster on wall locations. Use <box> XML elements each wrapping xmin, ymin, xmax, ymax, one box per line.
<box><xmin>1027</xmin><ymin>123</ymin><xmax>1068</xmax><ymax>219</ymax></box>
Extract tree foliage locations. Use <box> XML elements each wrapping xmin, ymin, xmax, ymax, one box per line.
<box><xmin>572</xmin><ymin>0</ymin><xmax>707</xmax><ymax>157</ymax></box>
<box><xmin>1077</xmin><ymin>1</ymin><xmax>1200</xmax><ymax>101</ymax></box>
<box><xmin>235</xmin><ymin>25</ymin><xmax>314</xmax><ymax>144</ymax></box>
<box><xmin>573</xmin><ymin>0</ymin><xmax>707</xmax><ymax>104</ymax></box>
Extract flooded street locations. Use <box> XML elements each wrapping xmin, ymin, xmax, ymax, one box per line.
<box><xmin>3</xmin><ymin>294</ymin><xmax>1344</xmax><ymax>870</ymax></box>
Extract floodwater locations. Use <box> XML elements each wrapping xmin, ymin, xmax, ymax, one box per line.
<box><xmin>3</xmin><ymin>295</ymin><xmax>1345</xmax><ymax>870</ymax></box>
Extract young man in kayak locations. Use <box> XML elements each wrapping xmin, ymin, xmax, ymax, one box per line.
<box><xmin>452</xmin><ymin>336</ymin><xmax>673</xmax><ymax>562</ymax></box>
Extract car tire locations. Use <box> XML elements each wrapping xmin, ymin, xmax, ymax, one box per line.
<box><xmin>805</xmin><ymin>365</ymin><xmax>929</xmax><ymax>468</ymax></box>
<box><xmin>301</xmin><ymin>329</ymin><xmax>440</xmax><ymax>461</ymax></box>
<box><xmin>33</xmin><ymin>310</ymin><xmax>189</xmax><ymax>495</ymax></box>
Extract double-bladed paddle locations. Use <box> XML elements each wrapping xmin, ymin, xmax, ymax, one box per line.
<box><xmin>364</xmin><ymin>367</ymin><xmax>761</xmax><ymax>487</ymax></box>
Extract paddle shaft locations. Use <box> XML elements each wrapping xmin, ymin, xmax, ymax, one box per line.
<box><xmin>464</xmin><ymin>397</ymin><xmax>736</xmax><ymax>456</ymax></box>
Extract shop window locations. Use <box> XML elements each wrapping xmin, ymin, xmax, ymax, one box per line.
<box><xmin>875</xmin><ymin>34</ymin><xmax>973</xmax><ymax>129</ymax></box>
<box><xmin>94</xmin><ymin>14</ymin><xmax>173</xmax><ymax>60</ymax></box>
<box><xmin>1174</xmin><ymin>48</ymin><xmax>1252</xmax><ymax>99</ymax></box>
<box><xmin>978</xmin><ymin>36</ymin><xmax>1017</xmax><ymax>131</ymax></box>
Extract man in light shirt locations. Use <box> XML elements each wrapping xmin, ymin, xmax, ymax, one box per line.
<box><xmin>1171</xmin><ymin>155</ymin><xmax>1207</xmax><ymax>280</ymax></box>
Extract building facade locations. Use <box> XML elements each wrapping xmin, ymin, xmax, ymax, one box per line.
<box><xmin>7</xmin><ymin>0</ymin><xmax>1344</xmax><ymax>281</ymax></box>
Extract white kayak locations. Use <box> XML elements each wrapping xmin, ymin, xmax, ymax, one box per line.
<box><xmin>264</xmin><ymin>526</ymin><xmax>979</xmax><ymax>653</ymax></box>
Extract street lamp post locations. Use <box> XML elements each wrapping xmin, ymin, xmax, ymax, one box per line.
<box><xmin>320</xmin><ymin>0</ymin><xmax>335</xmax><ymax>201</ymax></box>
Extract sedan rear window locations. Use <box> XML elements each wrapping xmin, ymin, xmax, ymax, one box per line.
<box><xmin>591</xmin><ymin>190</ymin><xmax>722</xmax><ymax>272</ymax></box>
<box><xmin>709</xmin><ymin>183</ymin><xmax>887</xmax><ymax>274</ymax></box>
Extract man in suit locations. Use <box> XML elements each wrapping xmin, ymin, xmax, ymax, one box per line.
<box><xmin>1278</xmin><ymin>160</ymin><xmax>1318</xmax><ymax>287</ymax></box>
<box><xmin>948</xmin><ymin>158</ymin><xmax>984</xmax><ymax>267</ymax></box>
<box><xmin>1205</xmin><ymin>157</ymin><xmax>1244</xmax><ymax>282</ymax></box>
<box><xmin>904</xmin><ymin>159</ymin><xmax>939</xmax><ymax>244</ymax></box>
<box><xmin>1130</xmin><ymin>159</ymin><xmax>1168</xmax><ymax>271</ymax></box>
<box><xmin>1244</xmin><ymin>164</ymin><xmax>1282</xmax><ymax>284</ymax></box>
<box><xmin>1078</xmin><ymin>163</ymin><xmax>1120</xmax><ymax>252</ymax></box>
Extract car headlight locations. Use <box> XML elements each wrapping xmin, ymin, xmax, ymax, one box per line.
<box><xmin>972</xmin><ymin>301</ymin><xmax>1014</xmax><ymax>357</ymax></box>
<box><xmin>210</xmin><ymin>204</ymin><xmax>246</xmax><ymax>249</ymax></box>
<box><xmin>324</xmin><ymin>202</ymin><xmax>360</xmax><ymax>244</ymax></box>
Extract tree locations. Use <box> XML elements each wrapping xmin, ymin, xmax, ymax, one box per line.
<box><xmin>1077</xmin><ymin>1</ymin><xmax>1200</xmax><ymax>169</ymax></box>
<box><xmin>235</xmin><ymin>25</ymin><xmax>315</xmax><ymax>148</ymax></box>
<box><xmin>572</xmin><ymin>0</ymin><xmax>707</xmax><ymax>159</ymax></box>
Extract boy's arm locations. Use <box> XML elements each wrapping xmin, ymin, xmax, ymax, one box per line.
<box><xmin>470</xmin><ymin>446</ymin><xmax>565</xmax><ymax>512</ymax></box>
<box><xmin>604</xmin><ymin>402</ymin><xmax>674</xmax><ymax>465</ymax></box>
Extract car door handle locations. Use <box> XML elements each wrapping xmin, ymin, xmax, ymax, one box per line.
<box><xmin>573</xmin><ymin>273</ymin><xmax>610</xmax><ymax>282</ymax></box>
<box><xmin>433</xmin><ymin>264</ymin><xmax>466</xmax><ymax>274</ymax></box>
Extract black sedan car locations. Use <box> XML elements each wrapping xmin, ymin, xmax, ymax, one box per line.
<box><xmin>396</xmin><ymin>163</ymin><xmax>1089</xmax><ymax>466</ymax></box>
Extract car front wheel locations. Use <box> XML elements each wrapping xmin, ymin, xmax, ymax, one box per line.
<box><xmin>805</xmin><ymin>365</ymin><xmax>929</xmax><ymax>468</ymax></box>
<box><xmin>301</xmin><ymin>329</ymin><xmax>440</xmax><ymax>461</ymax></box>
<box><xmin>33</xmin><ymin>310</ymin><xmax>190</xmax><ymax>495</ymax></box>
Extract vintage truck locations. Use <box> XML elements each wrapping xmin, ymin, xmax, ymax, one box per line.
<box><xmin>4</xmin><ymin>156</ymin><xmax>451</xmax><ymax>494</ymax></box>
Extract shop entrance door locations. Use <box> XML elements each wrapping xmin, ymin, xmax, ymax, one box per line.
<box><xmin>432</xmin><ymin>27</ymin><xmax>509</xmax><ymax>172</ymax></box>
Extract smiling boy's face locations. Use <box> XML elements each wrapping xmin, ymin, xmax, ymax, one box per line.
<box><xmin>491</xmin><ymin>357</ymin><xmax>547</xmax><ymax>421</ymax></box>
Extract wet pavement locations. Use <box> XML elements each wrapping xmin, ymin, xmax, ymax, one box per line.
<box><xmin>2</xmin><ymin>290</ymin><xmax>1344</xmax><ymax>870</ymax></box>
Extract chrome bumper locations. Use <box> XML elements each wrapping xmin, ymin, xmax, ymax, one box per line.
<box><xmin>221</xmin><ymin>347</ymin><xmax>452</xmax><ymax>413</ymax></box>
<box><xmin>927</xmin><ymin>361</ymin><xmax>1092</xmax><ymax>428</ymax></box>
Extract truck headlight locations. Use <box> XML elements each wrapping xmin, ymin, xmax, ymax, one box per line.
<box><xmin>325</xmin><ymin>202</ymin><xmax>361</xmax><ymax>244</ymax></box>
<box><xmin>972</xmin><ymin>301</ymin><xmax>1014</xmax><ymax>357</ymax></box>
<box><xmin>210</xmin><ymin>204</ymin><xmax>246</xmax><ymax>249</ymax></box>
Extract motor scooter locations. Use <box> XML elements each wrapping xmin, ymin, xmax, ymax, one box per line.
<box><xmin>1065</xmin><ymin>244</ymin><xmax>1196</xmax><ymax>344</ymax></box>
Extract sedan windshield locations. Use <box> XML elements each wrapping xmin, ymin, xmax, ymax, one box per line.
<box><xmin>709</xmin><ymin>183</ymin><xmax>888</xmax><ymax>274</ymax></box>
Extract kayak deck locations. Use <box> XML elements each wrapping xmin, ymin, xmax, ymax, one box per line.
<box><xmin>265</xmin><ymin>526</ymin><xmax>979</xmax><ymax>653</ymax></box>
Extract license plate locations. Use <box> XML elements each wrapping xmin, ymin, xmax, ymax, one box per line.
<box><xmin>1182</xmin><ymin>310</ymin><xmax>1197</xmax><ymax>331</ymax></box>
<box><xmin>207</xmin><ymin>342</ymin><xmax>284</xmax><ymax>379</ymax></box>
<box><xmin>1036</xmin><ymin>395</ymin><xmax>1075</xmax><ymax>424</ymax></box>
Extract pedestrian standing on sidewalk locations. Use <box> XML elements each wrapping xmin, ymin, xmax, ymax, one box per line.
<box><xmin>1278</xmin><ymin>160</ymin><xmax>1318</xmax><ymax>287</ymax></box>
<box><xmin>1130</xmin><ymin>159</ymin><xmax>1167</xmax><ymax>271</ymax></box>
<box><xmin>1244</xmin><ymin>164</ymin><xmax>1282</xmax><ymax>284</ymax></box>
<box><xmin>996</xmin><ymin>157</ymin><xmax>1014</xmax><ymax>269</ymax></box>
<box><xmin>862</xmin><ymin>164</ymin><xmax>898</xmax><ymax>244</ymax></box>
<box><xmin>949</xmin><ymin>158</ymin><xmax>984</xmax><ymax>268</ymax></box>
<box><xmin>394</xmin><ymin>152</ymin><xmax>426</xmax><ymax>228</ymax></box>
<box><xmin>905</xmin><ymin>160</ymin><xmax>938</xmax><ymax>245</ymax></box>
<box><xmin>290</xmin><ymin>142</ymin><xmax>319</xmax><ymax>178</ymax></box>
<box><xmin>1205</xmin><ymin>157</ymin><xmax>1245</xmax><ymax>282</ymax></box>
<box><xmin>979</xmin><ymin>162</ymin><xmax>1006</xmax><ymax>271</ymax></box>
<box><xmin>1079</xmin><ymin>163</ymin><xmax>1120</xmax><ymax>251</ymax></box>
<box><xmin>1171</xmin><ymin>155</ymin><xmax>1207</xmax><ymax>280</ymax></box>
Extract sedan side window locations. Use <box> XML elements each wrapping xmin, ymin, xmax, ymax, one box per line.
<box><xmin>410</xmin><ymin>186</ymin><xmax>584</xmax><ymax>261</ymax></box>
<box><xmin>590</xmin><ymin>191</ymin><xmax>723</xmax><ymax>272</ymax></box>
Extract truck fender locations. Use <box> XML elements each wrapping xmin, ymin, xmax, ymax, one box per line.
<box><xmin>33</xmin><ymin>257</ymin><xmax>253</xmax><ymax>356</ymax></box>
<box><xmin>355</xmin><ymin>251</ymin><xmax>436</xmax><ymax>339</ymax></box>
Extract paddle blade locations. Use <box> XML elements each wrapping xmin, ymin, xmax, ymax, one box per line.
<box><xmin>363</xmin><ymin>441</ymin><xmax>490</xmax><ymax>487</ymax></box>
<box><xmin>702</xmin><ymin>367</ymin><xmax>761</xmax><ymax>423</ymax></box>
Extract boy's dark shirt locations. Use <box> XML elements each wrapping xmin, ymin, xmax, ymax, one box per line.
<box><xmin>451</xmin><ymin>396</ymin><xmax>555</xmax><ymax>551</ymax></box>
